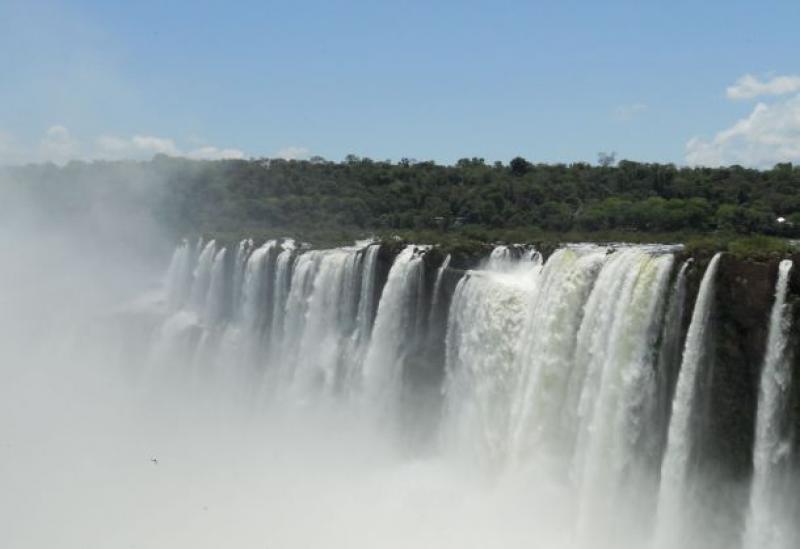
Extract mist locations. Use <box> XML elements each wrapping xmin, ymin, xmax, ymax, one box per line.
<box><xmin>0</xmin><ymin>171</ymin><xmax>539</xmax><ymax>549</ymax></box>
<box><xmin>1</xmin><ymin>164</ymin><xmax>796</xmax><ymax>549</ymax></box>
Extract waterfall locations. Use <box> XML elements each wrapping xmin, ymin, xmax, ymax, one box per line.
<box><xmin>203</xmin><ymin>248</ymin><xmax>227</xmax><ymax>327</ymax></box>
<box><xmin>290</xmin><ymin>248</ymin><xmax>363</xmax><ymax>396</ymax></box>
<box><xmin>430</xmin><ymin>254</ymin><xmax>451</xmax><ymax>316</ymax></box>
<box><xmin>443</xmin><ymin>250</ymin><xmax>542</xmax><ymax>464</ymax></box>
<box><xmin>509</xmin><ymin>246</ymin><xmax>606</xmax><ymax>462</ymax></box>
<box><xmin>189</xmin><ymin>240</ymin><xmax>217</xmax><ymax>313</ymax></box>
<box><xmin>343</xmin><ymin>244</ymin><xmax>380</xmax><ymax>388</ymax></box>
<box><xmin>646</xmin><ymin>260</ymin><xmax>692</xmax><ymax>465</ymax></box>
<box><xmin>744</xmin><ymin>259</ymin><xmax>796</xmax><ymax>549</ymax></box>
<box><xmin>268</xmin><ymin>240</ymin><xmax>295</xmax><ymax>355</ymax></box>
<box><xmin>572</xmin><ymin>250</ymin><xmax>674</xmax><ymax>542</ymax></box>
<box><xmin>485</xmin><ymin>244</ymin><xmax>539</xmax><ymax>273</ymax></box>
<box><xmin>361</xmin><ymin>245</ymin><xmax>428</xmax><ymax>411</ymax></box>
<box><xmin>229</xmin><ymin>238</ymin><xmax>253</xmax><ymax>321</ymax></box>
<box><xmin>164</xmin><ymin>238</ymin><xmax>193</xmax><ymax>310</ymax></box>
<box><xmin>276</xmin><ymin>250</ymin><xmax>322</xmax><ymax>384</ymax></box>
<box><xmin>353</xmin><ymin>244</ymin><xmax>380</xmax><ymax>346</ymax></box>
<box><xmin>140</xmin><ymin>237</ymin><xmax>800</xmax><ymax>549</ymax></box>
<box><xmin>653</xmin><ymin>252</ymin><xmax>722</xmax><ymax>549</ymax></box>
<box><xmin>239</xmin><ymin>240</ymin><xmax>276</xmax><ymax>338</ymax></box>
<box><xmin>442</xmin><ymin>244</ymin><xmax>675</xmax><ymax>491</ymax></box>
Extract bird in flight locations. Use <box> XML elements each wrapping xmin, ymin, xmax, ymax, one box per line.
<box><xmin>150</xmin><ymin>457</ymin><xmax>159</xmax><ymax>465</ymax></box>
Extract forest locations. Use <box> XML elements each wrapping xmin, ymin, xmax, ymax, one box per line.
<box><xmin>4</xmin><ymin>155</ymin><xmax>800</xmax><ymax>251</ymax></box>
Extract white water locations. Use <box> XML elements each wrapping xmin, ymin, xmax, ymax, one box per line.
<box><xmin>744</xmin><ymin>259</ymin><xmax>797</xmax><ymax>549</ymax></box>
<box><xmin>361</xmin><ymin>244</ymin><xmax>428</xmax><ymax>411</ymax></box>
<box><xmin>268</xmin><ymin>239</ymin><xmax>295</xmax><ymax>354</ymax></box>
<box><xmin>7</xmin><ymin>231</ymin><xmax>799</xmax><ymax>549</ymax></box>
<box><xmin>344</xmin><ymin>243</ymin><xmax>381</xmax><ymax>388</ymax></box>
<box><xmin>443</xmin><ymin>255</ymin><xmax>542</xmax><ymax>465</ymax></box>
<box><xmin>444</xmin><ymin>245</ymin><xmax>678</xmax><ymax>546</ymax></box>
<box><xmin>647</xmin><ymin>259</ymin><xmax>692</xmax><ymax>462</ymax></box>
<box><xmin>572</xmin><ymin>250</ymin><xmax>674</xmax><ymax>544</ymax></box>
<box><xmin>653</xmin><ymin>252</ymin><xmax>722</xmax><ymax>549</ymax></box>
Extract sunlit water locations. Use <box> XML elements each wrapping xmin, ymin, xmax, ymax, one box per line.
<box><xmin>1</xmin><ymin>232</ymin><xmax>798</xmax><ymax>549</ymax></box>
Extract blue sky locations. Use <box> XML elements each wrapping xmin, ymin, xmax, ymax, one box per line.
<box><xmin>1</xmin><ymin>0</ymin><xmax>799</xmax><ymax>167</ymax></box>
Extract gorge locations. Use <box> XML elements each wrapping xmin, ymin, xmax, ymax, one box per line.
<box><xmin>97</xmin><ymin>236</ymin><xmax>800</xmax><ymax>549</ymax></box>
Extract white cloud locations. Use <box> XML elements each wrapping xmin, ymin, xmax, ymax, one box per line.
<box><xmin>686</xmin><ymin>95</ymin><xmax>800</xmax><ymax>168</ymax></box>
<box><xmin>0</xmin><ymin>126</ymin><xmax>246</xmax><ymax>165</ymax></box>
<box><xmin>95</xmin><ymin>134</ymin><xmax>165</xmax><ymax>159</ymax></box>
<box><xmin>130</xmin><ymin>135</ymin><xmax>180</xmax><ymax>156</ymax></box>
<box><xmin>614</xmin><ymin>103</ymin><xmax>647</xmax><ymax>121</ymax></box>
<box><xmin>39</xmin><ymin>125</ymin><xmax>79</xmax><ymax>164</ymax></box>
<box><xmin>94</xmin><ymin>135</ymin><xmax>131</xmax><ymax>154</ymax></box>
<box><xmin>685</xmin><ymin>73</ymin><xmax>800</xmax><ymax>167</ymax></box>
<box><xmin>726</xmin><ymin>73</ymin><xmax>800</xmax><ymax>100</ymax></box>
<box><xmin>186</xmin><ymin>146</ymin><xmax>245</xmax><ymax>160</ymax></box>
<box><xmin>276</xmin><ymin>146</ymin><xmax>310</xmax><ymax>160</ymax></box>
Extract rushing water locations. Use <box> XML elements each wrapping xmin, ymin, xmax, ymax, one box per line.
<box><xmin>653</xmin><ymin>252</ymin><xmax>722</xmax><ymax>549</ymax></box>
<box><xmin>744</xmin><ymin>259</ymin><xmax>797</xmax><ymax>549</ymax></box>
<box><xmin>8</xmin><ymin>237</ymin><xmax>800</xmax><ymax>549</ymax></box>
<box><xmin>146</xmin><ymin>242</ymin><xmax>800</xmax><ymax>548</ymax></box>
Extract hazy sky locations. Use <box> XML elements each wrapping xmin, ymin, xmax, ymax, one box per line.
<box><xmin>1</xmin><ymin>0</ymin><xmax>799</xmax><ymax>167</ymax></box>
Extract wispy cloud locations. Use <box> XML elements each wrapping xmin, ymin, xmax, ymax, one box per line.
<box><xmin>186</xmin><ymin>146</ymin><xmax>246</xmax><ymax>160</ymax></box>
<box><xmin>686</xmin><ymin>95</ymin><xmax>800</xmax><ymax>168</ymax></box>
<box><xmin>614</xmin><ymin>103</ymin><xmax>648</xmax><ymax>121</ymax></box>
<box><xmin>686</xmin><ymin>73</ymin><xmax>800</xmax><ymax>167</ymax></box>
<box><xmin>96</xmin><ymin>135</ymin><xmax>244</xmax><ymax>160</ymax></box>
<box><xmin>276</xmin><ymin>146</ymin><xmax>310</xmax><ymax>160</ymax></box>
<box><xmin>0</xmin><ymin>126</ymin><xmax>245</xmax><ymax>165</ymax></box>
<box><xmin>726</xmin><ymin>73</ymin><xmax>800</xmax><ymax>100</ymax></box>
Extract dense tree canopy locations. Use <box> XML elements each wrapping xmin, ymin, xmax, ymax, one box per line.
<box><xmin>4</xmin><ymin>155</ymin><xmax>800</xmax><ymax>243</ymax></box>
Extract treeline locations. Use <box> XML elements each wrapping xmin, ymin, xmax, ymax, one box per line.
<box><xmin>4</xmin><ymin>155</ymin><xmax>800</xmax><ymax>241</ymax></box>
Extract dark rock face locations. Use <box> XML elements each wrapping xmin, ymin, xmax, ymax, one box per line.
<box><xmin>785</xmin><ymin>254</ymin><xmax>800</xmax><ymax>472</ymax></box>
<box><xmin>691</xmin><ymin>255</ymin><xmax>778</xmax><ymax>482</ymax></box>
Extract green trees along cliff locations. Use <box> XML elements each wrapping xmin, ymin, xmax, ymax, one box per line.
<box><xmin>4</xmin><ymin>155</ymin><xmax>800</xmax><ymax>248</ymax></box>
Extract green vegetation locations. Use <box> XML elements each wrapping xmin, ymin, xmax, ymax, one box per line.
<box><xmin>4</xmin><ymin>155</ymin><xmax>800</xmax><ymax>257</ymax></box>
<box><xmin>685</xmin><ymin>234</ymin><xmax>797</xmax><ymax>260</ymax></box>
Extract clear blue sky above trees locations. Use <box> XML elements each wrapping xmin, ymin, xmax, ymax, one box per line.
<box><xmin>1</xmin><ymin>0</ymin><xmax>799</xmax><ymax>167</ymax></box>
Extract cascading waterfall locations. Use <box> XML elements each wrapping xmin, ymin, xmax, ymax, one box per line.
<box><xmin>509</xmin><ymin>245</ymin><xmax>607</xmax><ymax>462</ymax></box>
<box><xmin>353</xmin><ymin>244</ymin><xmax>380</xmax><ymax>343</ymax></box>
<box><xmin>430</xmin><ymin>253</ymin><xmax>451</xmax><ymax>316</ymax></box>
<box><xmin>240</xmin><ymin>240</ymin><xmax>276</xmax><ymax>338</ymax></box>
<box><xmin>653</xmin><ymin>252</ymin><xmax>722</xmax><ymax>549</ymax></box>
<box><xmin>230</xmin><ymin>238</ymin><xmax>253</xmax><ymax>321</ymax></box>
<box><xmin>485</xmin><ymin>244</ymin><xmax>540</xmax><ymax>273</ymax></box>
<box><xmin>268</xmin><ymin>239</ymin><xmax>295</xmax><ymax>354</ymax></box>
<box><xmin>192</xmin><ymin>247</ymin><xmax>229</xmax><ymax>373</ymax></box>
<box><xmin>164</xmin><ymin>238</ymin><xmax>193</xmax><ymax>310</ymax></box>
<box><xmin>343</xmin><ymin>243</ymin><xmax>380</xmax><ymax>388</ymax></box>
<box><xmin>646</xmin><ymin>260</ymin><xmax>692</xmax><ymax>465</ymax></box>
<box><xmin>361</xmin><ymin>244</ymin><xmax>428</xmax><ymax>411</ymax></box>
<box><xmin>744</xmin><ymin>259</ymin><xmax>796</xmax><ymax>549</ymax></box>
<box><xmin>138</xmin><ymin>238</ymin><xmax>800</xmax><ymax>549</ymax></box>
<box><xmin>289</xmin><ymin>248</ymin><xmax>363</xmax><ymax>396</ymax></box>
<box><xmin>443</xmin><ymin>249</ymin><xmax>542</xmax><ymax>464</ymax></box>
<box><xmin>442</xmin><ymin>242</ymin><xmax>676</xmax><ymax>511</ymax></box>
<box><xmin>572</xmin><ymin>249</ymin><xmax>674</xmax><ymax>543</ymax></box>
<box><xmin>274</xmin><ymin>250</ymin><xmax>323</xmax><ymax>388</ymax></box>
<box><xmin>203</xmin><ymin>248</ymin><xmax>228</xmax><ymax>327</ymax></box>
<box><xmin>189</xmin><ymin>240</ymin><xmax>217</xmax><ymax>313</ymax></box>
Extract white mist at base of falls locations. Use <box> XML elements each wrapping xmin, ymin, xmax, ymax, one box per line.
<box><xmin>4</xmin><ymin>235</ymin><xmax>797</xmax><ymax>549</ymax></box>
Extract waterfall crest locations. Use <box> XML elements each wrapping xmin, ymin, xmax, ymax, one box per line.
<box><xmin>138</xmin><ymin>239</ymin><xmax>800</xmax><ymax>548</ymax></box>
